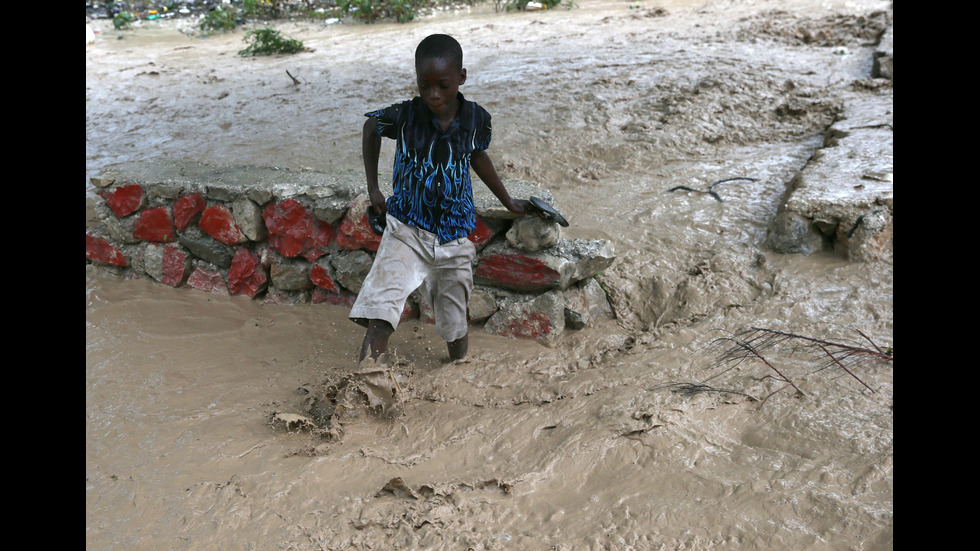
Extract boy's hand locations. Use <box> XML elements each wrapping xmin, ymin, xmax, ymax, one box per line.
<box><xmin>369</xmin><ymin>189</ymin><xmax>387</xmax><ymax>216</ymax></box>
<box><xmin>506</xmin><ymin>198</ymin><xmax>543</xmax><ymax>218</ymax></box>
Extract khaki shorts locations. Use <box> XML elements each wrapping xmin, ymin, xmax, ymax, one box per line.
<box><xmin>349</xmin><ymin>214</ymin><xmax>476</xmax><ymax>342</ymax></box>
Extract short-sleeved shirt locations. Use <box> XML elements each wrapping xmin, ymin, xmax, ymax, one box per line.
<box><xmin>365</xmin><ymin>92</ymin><xmax>492</xmax><ymax>244</ymax></box>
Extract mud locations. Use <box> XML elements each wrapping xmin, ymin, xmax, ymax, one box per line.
<box><xmin>86</xmin><ymin>1</ymin><xmax>893</xmax><ymax>549</ymax></box>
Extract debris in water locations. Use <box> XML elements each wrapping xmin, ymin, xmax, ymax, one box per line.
<box><xmin>668</xmin><ymin>177</ymin><xmax>759</xmax><ymax>202</ymax></box>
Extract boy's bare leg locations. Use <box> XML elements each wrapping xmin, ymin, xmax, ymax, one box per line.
<box><xmin>360</xmin><ymin>319</ymin><xmax>394</xmax><ymax>362</ymax></box>
<box><xmin>447</xmin><ymin>332</ymin><xmax>468</xmax><ymax>361</ymax></box>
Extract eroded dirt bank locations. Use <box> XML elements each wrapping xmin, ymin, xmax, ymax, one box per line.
<box><xmin>86</xmin><ymin>0</ymin><xmax>893</xmax><ymax>549</ymax></box>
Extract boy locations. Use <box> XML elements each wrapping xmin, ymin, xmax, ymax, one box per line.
<box><xmin>350</xmin><ymin>33</ymin><xmax>534</xmax><ymax>363</ymax></box>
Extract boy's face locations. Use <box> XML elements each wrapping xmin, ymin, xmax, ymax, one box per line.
<box><xmin>416</xmin><ymin>56</ymin><xmax>466</xmax><ymax>120</ymax></box>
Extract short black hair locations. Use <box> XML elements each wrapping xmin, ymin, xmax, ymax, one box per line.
<box><xmin>415</xmin><ymin>34</ymin><xmax>463</xmax><ymax>71</ymax></box>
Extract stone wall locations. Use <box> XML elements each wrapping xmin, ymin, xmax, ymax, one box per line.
<box><xmin>85</xmin><ymin>160</ymin><xmax>616</xmax><ymax>344</ymax></box>
<box><xmin>764</xmin><ymin>24</ymin><xmax>893</xmax><ymax>261</ymax></box>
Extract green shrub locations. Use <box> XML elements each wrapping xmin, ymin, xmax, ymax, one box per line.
<box><xmin>200</xmin><ymin>6</ymin><xmax>239</xmax><ymax>32</ymax></box>
<box><xmin>238</xmin><ymin>27</ymin><xmax>305</xmax><ymax>56</ymax></box>
<box><xmin>338</xmin><ymin>0</ymin><xmax>418</xmax><ymax>24</ymax></box>
<box><xmin>242</xmin><ymin>0</ymin><xmax>279</xmax><ymax>19</ymax></box>
<box><xmin>113</xmin><ymin>11</ymin><xmax>135</xmax><ymax>29</ymax></box>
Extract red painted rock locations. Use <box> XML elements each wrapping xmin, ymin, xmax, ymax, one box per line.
<box><xmin>310</xmin><ymin>260</ymin><xmax>341</xmax><ymax>293</ymax></box>
<box><xmin>475</xmin><ymin>251</ymin><xmax>561</xmax><ymax>292</ymax></box>
<box><xmin>102</xmin><ymin>184</ymin><xmax>145</xmax><ymax>218</ymax></box>
<box><xmin>335</xmin><ymin>195</ymin><xmax>382</xmax><ymax>252</ymax></box>
<box><xmin>227</xmin><ymin>247</ymin><xmax>267</xmax><ymax>298</ymax></box>
<box><xmin>477</xmin><ymin>239</ymin><xmax>616</xmax><ymax>292</ymax></box>
<box><xmin>200</xmin><ymin>205</ymin><xmax>248</xmax><ymax>245</ymax></box>
<box><xmin>85</xmin><ymin>233</ymin><xmax>127</xmax><ymax>266</ymax></box>
<box><xmin>484</xmin><ymin>290</ymin><xmax>565</xmax><ymax>344</ymax></box>
<box><xmin>466</xmin><ymin>216</ymin><xmax>500</xmax><ymax>250</ymax></box>
<box><xmin>304</xmin><ymin>219</ymin><xmax>334</xmax><ymax>262</ymax></box>
<box><xmin>493</xmin><ymin>310</ymin><xmax>555</xmax><ymax>339</ymax></box>
<box><xmin>263</xmin><ymin>199</ymin><xmax>334</xmax><ymax>260</ymax></box>
<box><xmin>186</xmin><ymin>266</ymin><xmax>229</xmax><ymax>295</ymax></box>
<box><xmin>160</xmin><ymin>244</ymin><xmax>190</xmax><ymax>286</ymax></box>
<box><xmin>173</xmin><ymin>193</ymin><xmax>206</xmax><ymax>232</ymax></box>
<box><xmin>133</xmin><ymin>207</ymin><xmax>175</xmax><ymax>242</ymax></box>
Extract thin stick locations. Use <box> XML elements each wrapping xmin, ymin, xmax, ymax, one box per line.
<box><xmin>816</xmin><ymin>343</ymin><xmax>877</xmax><ymax>393</ymax></box>
<box><xmin>855</xmin><ymin>328</ymin><xmax>887</xmax><ymax>355</ymax></box>
<box><xmin>709</xmin><ymin>177</ymin><xmax>758</xmax><ymax>190</ymax></box>
<box><xmin>749</xmin><ymin>326</ymin><xmax>892</xmax><ymax>360</ymax></box>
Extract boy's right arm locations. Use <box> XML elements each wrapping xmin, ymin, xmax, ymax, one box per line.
<box><xmin>362</xmin><ymin>117</ymin><xmax>386</xmax><ymax>215</ymax></box>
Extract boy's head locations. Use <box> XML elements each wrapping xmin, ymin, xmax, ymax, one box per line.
<box><xmin>415</xmin><ymin>34</ymin><xmax>463</xmax><ymax>72</ymax></box>
<box><xmin>414</xmin><ymin>34</ymin><xmax>467</xmax><ymax>118</ymax></box>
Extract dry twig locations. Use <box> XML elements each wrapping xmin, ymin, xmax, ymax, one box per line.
<box><xmin>698</xmin><ymin>326</ymin><xmax>892</xmax><ymax>403</ymax></box>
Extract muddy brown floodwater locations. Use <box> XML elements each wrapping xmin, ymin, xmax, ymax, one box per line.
<box><xmin>86</xmin><ymin>0</ymin><xmax>893</xmax><ymax>549</ymax></box>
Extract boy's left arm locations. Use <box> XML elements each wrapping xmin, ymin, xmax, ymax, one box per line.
<box><xmin>471</xmin><ymin>150</ymin><xmax>534</xmax><ymax>216</ymax></box>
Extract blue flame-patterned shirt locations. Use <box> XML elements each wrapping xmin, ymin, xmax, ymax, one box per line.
<box><xmin>365</xmin><ymin>93</ymin><xmax>492</xmax><ymax>244</ymax></box>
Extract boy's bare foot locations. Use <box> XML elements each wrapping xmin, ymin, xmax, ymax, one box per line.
<box><xmin>360</xmin><ymin>319</ymin><xmax>394</xmax><ymax>362</ymax></box>
<box><xmin>447</xmin><ymin>334</ymin><xmax>468</xmax><ymax>361</ymax></box>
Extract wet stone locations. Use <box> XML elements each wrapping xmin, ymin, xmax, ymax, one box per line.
<box><xmin>311</xmin><ymin>188</ymin><xmax>355</xmax><ymax>225</ymax></box>
<box><xmin>205</xmin><ymin>183</ymin><xmax>238</xmax><ymax>202</ymax></box>
<box><xmin>872</xmin><ymin>25</ymin><xmax>893</xmax><ymax>79</ymax></box>
<box><xmin>563</xmin><ymin>277</ymin><xmax>615</xmax><ymax>328</ymax></box>
<box><xmin>177</xmin><ymin>224</ymin><xmax>235</xmax><ymax>268</ymax></box>
<box><xmin>247</xmin><ymin>188</ymin><xmax>274</xmax><ymax>207</ymax></box>
<box><xmin>468</xmin><ymin>288</ymin><xmax>498</xmax><ymax>322</ymax></box>
<box><xmin>765</xmin><ymin>211</ymin><xmax>825</xmax><ymax>255</ymax></box>
<box><xmin>270</xmin><ymin>257</ymin><xmax>313</xmax><ymax>291</ymax></box>
<box><xmin>484</xmin><ymin>290</ymin><xmax>566</xmax><ymax>345</ymax></box>
<box><xmin>95</xmin><ymin>202</ymin><xmax>140</xmax><ymax>244</ymax></box>
<box><xmin>145</xmin><ymin>182</ymin><xmax>183</xmax><ymax>201</ymax></box>
<box><xmin>89</xmin><ymin>175</ymin><xmax>115</xmax><ymax>189</ymax></box>
<box><xmin>506</xmin><ymin>215</ymin><xmax>561</xmax><ymax>252</ymax></box>
<box><xmin>331</xmin><ymin>250</ymin><xmax>374</xmax><ymax>294</ymax></box>
<box><xmin>232</xmin><ymin>197</ymin><xmax>268</xmax><ymax>242</ymax></box>
<box><xmin>564</xmin><ymin>308</ymin><xmax>587</xmax><ymax>330</ymax></box>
